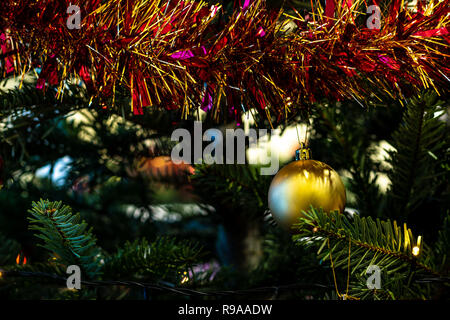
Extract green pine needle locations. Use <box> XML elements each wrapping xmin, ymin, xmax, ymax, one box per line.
<box><xmin>292</xmin><ymin>207</ymin><xmax>443</xmax><ymax>299</ymax></box>
<box><xmin>27</xmin><ymin>199</ymin><xmax>102</xmax><ymax>279</ymax></box>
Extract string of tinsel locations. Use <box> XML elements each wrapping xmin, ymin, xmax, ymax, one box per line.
<box><xmin>0</xmin><ymin>0</ymin><xmax>448</xmax><ymax>122</ymax></box>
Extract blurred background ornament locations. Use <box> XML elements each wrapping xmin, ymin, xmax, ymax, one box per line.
<box><xmin>128</xmin><ymin>155</ymin><xmax>195</xmax><ymax>182</ymax></box>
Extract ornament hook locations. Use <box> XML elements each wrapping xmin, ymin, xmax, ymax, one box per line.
<box><xmin>295</xmin><ymin>142</ymin><xmax>311</xmax><ymax>161</ymax></box>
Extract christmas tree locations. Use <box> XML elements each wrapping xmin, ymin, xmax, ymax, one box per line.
<box><xmin>0</xmin><ymin>0</ymin><xmax>449</xmax><ymax>302</ymax></box>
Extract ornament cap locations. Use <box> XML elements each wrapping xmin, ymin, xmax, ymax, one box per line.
<box><xmin>295</xmin><ymin>142</ymin><xmax>311</xmax><ymax>160</ymax></box>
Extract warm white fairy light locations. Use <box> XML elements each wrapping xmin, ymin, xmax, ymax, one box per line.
<box><xmin>181</xmin><ymin>271</ymin><xmax>189</xmax><ymax>284</ymax></box>
<box><xmin>412</xmin><ymin>236</ymin><xmax>422</xmax><ymax>256</ymax></box>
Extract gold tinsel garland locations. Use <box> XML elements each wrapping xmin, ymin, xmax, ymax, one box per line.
<box><xmin>0</xmin><ymin>0</ymin><xmax>448</xmax><ymax>122</ymax></box>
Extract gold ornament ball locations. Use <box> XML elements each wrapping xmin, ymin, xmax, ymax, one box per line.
<box><xmin>268</xmin><ymin>159</ymin><xmax>346</xmax><ymax>231</ymax></box>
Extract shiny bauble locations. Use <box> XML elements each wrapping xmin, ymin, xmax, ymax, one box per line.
<box><xmin>268</xmin><ymin>159</ymin><xmax>346</xmax><ymax>231</ymax></box>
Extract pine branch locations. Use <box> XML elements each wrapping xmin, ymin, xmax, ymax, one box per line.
<box><xmin>0</xmin><ymin>80</ymin><xmax>88</xmax><ymax>167</ymax></box>
<box><xmin>314</xmin><ymin>103</ymin><xmax>385</xmax><ymax>217</ymax></box>
<box><xmin>435</xmin><ymin>212</ymin><xmax>450</xmax><ymax>274</ymax></box>
<box><xmin>0</xmin><ymin>267</ymin><xmax>333</xmax><ymax>297</ymax></box>
<box><xmin>292</xmin><ymin>207</ymin><xmax>443</xmax><ymax>299</ymax></box>
<box><xmin>0</xmin><ymin>80</ymin><xmax>87</xmax><ymax>120</ymax></box>
<box><xmin>387</xmin><ymin>91</ymin><xmax>448</xmax><ymax>220</ymax></box>
<box><xmin>294</xmin><ymin>208</ymin><xmax>439</xmax><ymax>274</ymax></box>
<box><xmin>101</xmin><ymin>237</ymin><xmax>204</xmax><ymax>280</ymax></box>
<box><xmin>192</xmin><ymin>164</ymin><xmax>271</xmax><ymax>215</ymax></box>
<box><xmin>0</xmin><ymin>232</ymin><xmax>21</xmax><ymax>266</ymax></box>
<box><xmin>27</xmin><ymin>199</ymin><xmax>102</xmax><ymax>279</ymax></box>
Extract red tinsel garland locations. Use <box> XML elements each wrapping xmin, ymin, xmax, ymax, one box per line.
<box><xmin>0</xmin><ymin>0</ymin><xmax>448</xmax><ymax>122</ymax></box>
